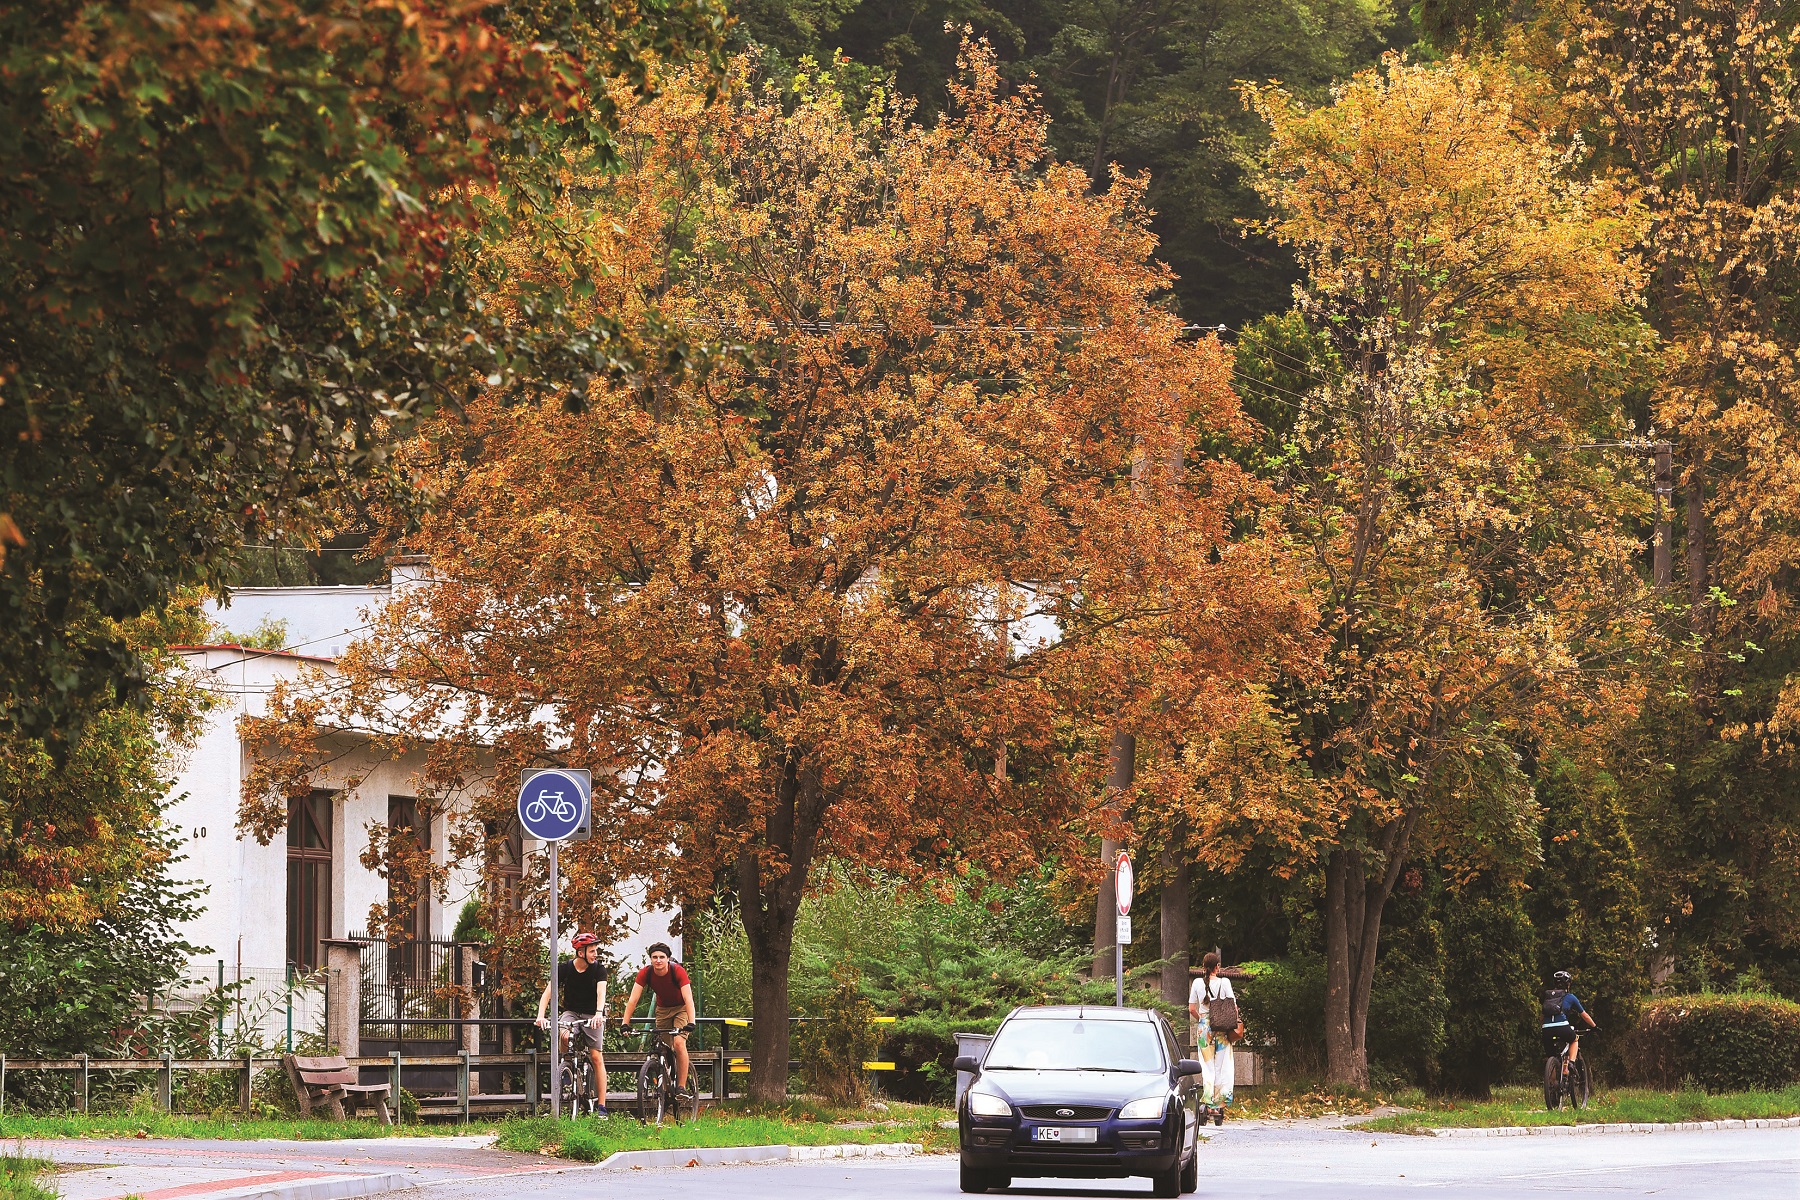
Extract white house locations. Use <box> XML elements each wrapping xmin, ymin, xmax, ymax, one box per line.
<box><xmin>162</xmin><ymin>570</ymin><xmax>679</xmax><ymax>1040</ymax></box>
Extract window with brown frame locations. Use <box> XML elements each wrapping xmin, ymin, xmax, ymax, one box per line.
<box><xmin>386</xmin><ymin>796</ymin><xmax>433</xmax><ymax>977</ymax></box>
<box><xmin>286</xmin><ymin>790</ymin><xmax>334</xmax><ymax>971</ymax></box>
<box><xmin>485</xmin><ymin>817</ymin><xmax>525</xmax><ymax>913</ymax></box>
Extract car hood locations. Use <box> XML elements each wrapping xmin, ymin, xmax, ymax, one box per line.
<box><xmin>977</xmin><ymin>1068</ymin><xmax>1167</xmax><ymax>1107</ymax></box>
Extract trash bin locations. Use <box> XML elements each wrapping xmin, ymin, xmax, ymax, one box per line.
<box><xmin>954</xmin><ymin>1032</ymin><xmax>993</xmax><ymax>1107</ymax></box>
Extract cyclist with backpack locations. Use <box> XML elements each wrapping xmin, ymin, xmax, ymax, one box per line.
<box><xmin>535</xmin><ymin>931</ymin><xmax>610</xmax><ymax>1117</ymax></box>
<box><xmin>1542</xmin><ymin>970</ymin><xmax>1597</xmax><ymax>1064</ymax></box>
<box><xmin>619</xmin><ymin>942</ymin><xmax>697</xmax><ymax>1097</ymax></box>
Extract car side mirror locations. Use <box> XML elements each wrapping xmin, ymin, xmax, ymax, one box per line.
<box><xmin>954</xmin><ymin>1055</ymin><xmax>982</xmax><ymax>1073</ymax></box>
<box><xmin>1176</xmin><ymin>1058</ymin><xmax>1205</xmax><ymax>1077</ymax></box>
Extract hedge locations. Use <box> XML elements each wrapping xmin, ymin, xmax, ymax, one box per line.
<box><xmin>1623</xmin><ymin>994</ymin><xmax>1800</xmax><ymax>1092</ymax></box>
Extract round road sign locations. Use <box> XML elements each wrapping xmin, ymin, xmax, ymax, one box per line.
<box><xmin>517</xmin><ymin>769</ymin><xmax>589</xmax><ymax>842</ymax></box>
<box><xmin>1115</xmin><ymin>850</ymin><xmax>1134</xmax><ymax>916</ymax></box>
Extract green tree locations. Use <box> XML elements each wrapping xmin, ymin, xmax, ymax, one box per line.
<box><xmin>1439</xmin><ymin>872</ymin><xmax>1538</xmax><ymax>1095</ymax></box>
<box><xmin>1529</xmin><ymin>756</ymin><xmax>1650</xmax><ymax>1030</ymax></box>
<box><xmin>0</xmin><ymin>0</ymin><xmax>727</xmax><ymax>747</ymax></box>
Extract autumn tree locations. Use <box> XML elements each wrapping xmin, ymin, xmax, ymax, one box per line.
<box><xmin>241</xmin><ymin>45</ymin><xmax>1308</xmax><ymax>1100</ymax></box>
<box><xmin>0</xmin><ymin>0</ymin><xmax>727</xmax><ymax>747</ymax></box>
<box><xmin>1571</xmin><ymin>0</ymin><xmax>1800</xmax><ymax>992</ymax></box>
<box><xmin>1216</xmin><ymin>55</ymin><xmax>1655</xmax><ymax>1085</ymax></box>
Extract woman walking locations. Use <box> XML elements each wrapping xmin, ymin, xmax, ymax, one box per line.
<box><xmin>1187</xmin><ymin>951</ymin><xmax>1243</xmax><ymax>1124</ymax></box>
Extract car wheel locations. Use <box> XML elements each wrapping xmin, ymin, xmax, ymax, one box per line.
<box><xmin>1180</xmin><ymin>1147</ymin><xmax>1198</xmax><ymax>1194</ymax></box>
<box><xmin>959</xmin><ymin>1163</ymin><xmax>995</xmax><ymax>1194</ymax></box>
<box><xmin>1151</xmin><ymin>1162</ymin><xmax>1183</xmax><ymax>1199</ymax></box>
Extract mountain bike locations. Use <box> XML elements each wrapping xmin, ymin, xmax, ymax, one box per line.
<box><xmin>556</xmin><ymin>1015</ymin><xmax>603</xmax><ymax>1117</ymax></box>
<box><xmin>633</xmin><ymin>1021</ymin><xmax>700</xmax><ymax>1126</ymax></box>
<box><xmin>1543</xmin><ymin>1029</ymin><xmax>1595</xmax><ymax>1111</ymax></box>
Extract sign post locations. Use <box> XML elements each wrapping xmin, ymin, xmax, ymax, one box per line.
<box><xmin>517</xmin><ymin>768</ymin><xmax>591</xmax><ymax>1120</ymax></box>
<box><xmin>1114</xmin><ymin>850</ymin><xmax>1133</xmax><ymax>1008</ymax></box>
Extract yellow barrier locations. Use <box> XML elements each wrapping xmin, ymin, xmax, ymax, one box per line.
<box><xmin>872</xmin><ymin>1016</ymin><xmax>897</xmax><ymax>1024</ymax></box>
<box><xmin>861</xmin><ymin>1061</ymin><xmax>896</xmax><ymax>1071</ymax></box>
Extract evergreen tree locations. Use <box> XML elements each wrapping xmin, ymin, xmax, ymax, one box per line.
<box><xmin>1530</xmin><ymin>757</ymin><xmax>1650</xmax><ymax>1031</ymax></box>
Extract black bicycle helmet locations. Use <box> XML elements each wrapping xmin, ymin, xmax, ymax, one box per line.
<box><xmin>1552</xmin><ymin>970</ymin><xmax>1573</xmax><ymax>987</ymax></box>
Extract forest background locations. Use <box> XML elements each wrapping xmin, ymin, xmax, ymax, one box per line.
<box><xmin>6</xmin><ymin>0</ymin><xmax>1800</xmax><ymax>1104</ymax></box>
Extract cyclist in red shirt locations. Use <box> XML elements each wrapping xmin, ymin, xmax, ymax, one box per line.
<box><xmin>619</xmin><ymin>942</ymin><xmax>696</xmax><ymax>1095</ymax></box>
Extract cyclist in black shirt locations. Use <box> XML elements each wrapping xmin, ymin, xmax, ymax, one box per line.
<box><xmin>536</xmin><ymin>932</ymin><xmax>609</xmax><ymax>1116</ymax></box>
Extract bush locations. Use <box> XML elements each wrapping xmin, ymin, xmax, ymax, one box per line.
<box><xmin>1237</xmin><ymin>958</ymin><xmax>1326</xmax><ymax>1078</ymax></box>
<box><xmin>795</xmin><ymin>964</ymin><xmax>882</xmax><ymax>1104</ymax></box>
<box><xmin>1623</xmin><ymin>994</ymin><xmax>1800</xmax><ymax>1092</ymax></box>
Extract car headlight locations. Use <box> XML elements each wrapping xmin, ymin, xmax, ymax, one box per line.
<box><xmin>967</xmin><ymin>1090</ymin><xmax>1012</xmax><ymax>1118</ymax></box>
<box><xmin>1117</xmin><ymin>1095</ymin><xmax>1166</xmax><ymax>1120</ymax></box>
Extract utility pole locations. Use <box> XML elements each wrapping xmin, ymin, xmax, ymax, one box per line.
<box><xmin>1653</xmin><ymin>441</ymin><xmax>1673</xmax><ymax>588</ymax></box>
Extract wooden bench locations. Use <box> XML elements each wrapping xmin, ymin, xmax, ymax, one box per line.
<box><xmin>282</xmin><ymin>1053</ymin><xmax>391</xmax><ymax>1123</ymax></box>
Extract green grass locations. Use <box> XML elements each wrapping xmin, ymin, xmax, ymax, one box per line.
<box><xmin>494</xmin><ymin>1099</ymin><xmax>957</xmax><ymax>1161</ymax></box>
<box><xmin>1</xmin><ymin>1153</ymin><xmax>57</xmax><ymax>1200</ymax></box>
<box><xmin>0</xmin><ymin>1112</ymin><xmax>501</xmax><ymax>1141</ymax></box>
<box><xmin>1361</xmin><ymin>1083</ymin><xmax>1800</xmax><ymax>1133</ymax></box>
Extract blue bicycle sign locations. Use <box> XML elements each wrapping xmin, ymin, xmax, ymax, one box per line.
<box><xmin>517</xmin><ymin>769</ymin><xmax>590</xmax><ymax>842</ymax></box>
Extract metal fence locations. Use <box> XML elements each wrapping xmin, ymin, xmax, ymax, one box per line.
<box><xmin>157</xmin><ymin>960</ymin><xmax>325</xmax><ymax>1055</ymax></box>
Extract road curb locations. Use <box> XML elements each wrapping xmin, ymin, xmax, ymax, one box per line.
<box><xmin>594</xmin><ymin>1142</ymin><xmax>923</xmax><ymax>1169</ymax></box>
<box><xmin>1426</xmin><ymin>1116</ymin><xmax>1800</xmax><ymax>1137</ymax></box>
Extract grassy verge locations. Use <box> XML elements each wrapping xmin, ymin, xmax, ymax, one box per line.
<box><xmin>0</xmin><ymin>1154</ymin><xmax>56</xmax><ymax>1200</ymax></box>
<box><xmin>0</xmin><ymin>1112</ymin><xmax>500</xmax><ymax>1140</ymax></box>
<box><xmin>1361</xmin><ymin>1083</ymin><xmax>1800</xmax><ymax>1133</ymax></box>
<box><xmin>1232</xmin><ymin>1083</ymin><xmax>1419</xmax><ymax>1121</ymax></box>
<box><xmin>494</xmin><ymin>1099</ymin><xmax>957</xmax><ymax>1161</ymax></box>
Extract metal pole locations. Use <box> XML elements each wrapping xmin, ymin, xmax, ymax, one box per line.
<box><xmin>548</xmin><ymin>839</ymin><xmax>560</xmax><ymax>1120</ymax></box>
<box><xmin>217</xmin><ymin>960</ymin><xmax>225</xmax><ymax>1055</ymax></box>
<box><xmin>1115</xmin><ymin>941</ymin><xmax>1123</xmax><ymax>1008</ymax></box>
<box><xmin>286</xmin><ymin>964</ymin><xmax>294</xmax><ymax>1053</ymax></box>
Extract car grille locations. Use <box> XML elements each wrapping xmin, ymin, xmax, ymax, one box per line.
<box><xmin>1019</xmin><ymin>1104</ymin><xmax>1112</xmax><ymax>1120</ymax></box>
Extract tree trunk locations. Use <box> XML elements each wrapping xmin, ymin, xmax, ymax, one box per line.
<box><xmin>1685</xmin><ymin>456</ymin><xmax>1708</xmax><ymax>616</ymax></box>
<box><xmin>1321</xmin><ymin>814</ymin><xmax>1416</xmax><ymax>1088</ymax></box>
<box><xmin>1093</xmin><ymin>730</ymin><xmax>1135</xmax><ymax>978</ymax></box>
<box><xmin>1159</xmin><ymin>851</ymin><xmax>1190</xmax><ymax>1013</ymax></box>
<box><xmin>735</xmin><ymin>762</ymin><xmax>826</xmax><ymax>1102</ymax></box>
<box><xmin>743</xmin><ymin>915</ymin><xmax>794</xmax><ymax>1102</ymax></box>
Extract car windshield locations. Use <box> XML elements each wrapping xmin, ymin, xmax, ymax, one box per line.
<box><xmin>983</xmin><ymin>1018</ymin><xmax>1165</xmax><ymax>1073</ymax></box>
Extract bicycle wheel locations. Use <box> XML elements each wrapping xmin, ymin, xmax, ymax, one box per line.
<box><xmin>637</xmin><ymin>1057</ymin><xmax>663</xmax><ymax>1125</ymax></box>
<box><xmin>559</xmin><ymin>1063</ymin><xmax>579</xmax><ymax>1118</ymax></box>
<box><xmin>1543</xmin><ymin>1056</ymin><xmax>1562</xmax><ymax>1110</ymax></box>
<box><xmin>1571</xmin><ymin>1057</ymin><xmax>1591</xmax><ymax>1110</ymax></box>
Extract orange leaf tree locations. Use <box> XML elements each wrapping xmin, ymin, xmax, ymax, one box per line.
<box><xmin>1233</xmin><ymin>55</ymin><xmax>1657</xmax><ymax>1085</ymax></box>
<box><xmin>242</xmin><ymin>45</ymin><xmax>1307</xmax><ymax>1099</ymax></box>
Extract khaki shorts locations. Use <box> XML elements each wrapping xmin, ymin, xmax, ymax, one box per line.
<box><xmin>559</xmin><ymin>1011</ymin><xmax>603</xmax><ymax>1051</ymax></box>
<box><xmin>654</xmin><ymin>1003</ymin><xmax>689</xmax><ymax>1034</ymax></box>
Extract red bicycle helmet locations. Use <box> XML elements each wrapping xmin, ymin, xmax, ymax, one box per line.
<box><xmin>571</xmin><ymin>932</ymin><xmax>599</xmax><ymax>949</ymax></box>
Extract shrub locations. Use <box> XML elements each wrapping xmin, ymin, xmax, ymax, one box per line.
<box><xmin>1237</xmin><ymin>958</ymin><xmax>1326</xmax><ymax>1078</ymax></box>
<box><xmin>795</xmin><ymin>964</ymin><xmax>882</xmax><ymax>1104</ymax></box>
<box><xmin>1623</xmin><ymin>994</ymin><xmax>1800</xmax><ymax>1092</ymax></box>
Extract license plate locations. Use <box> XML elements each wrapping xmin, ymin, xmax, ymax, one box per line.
<box><xmin>1033</xmin><ymin>1126</ymin><xmax>1098</xmax><ymax>1142</ymax></box>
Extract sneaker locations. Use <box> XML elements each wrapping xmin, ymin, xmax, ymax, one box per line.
<box><xmin>593</xmin><ymin>1105</ymin><xmax>610</xmax><ymax>1119</ymax></box>
<box><xmin>1213</xmin><ymin>1108</ymin><xmax>1225</xmax><ymax>1126</ymax></box>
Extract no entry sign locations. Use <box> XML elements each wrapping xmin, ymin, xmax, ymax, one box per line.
<box><xmin>1115</xmin><ymin>850</ymin><xmax>1134</xmax><ymax>916</ymax></box>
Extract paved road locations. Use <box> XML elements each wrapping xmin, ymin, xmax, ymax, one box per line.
<box><xmin>418</xmin><ymin>1123</ymin><xmax>1800</xmax><ymax>1200</ymax></box>
<box><xmin>28</xmin><ymin>1122</ymin><xmax>1800</xmax><ymax>1200</ymax></box>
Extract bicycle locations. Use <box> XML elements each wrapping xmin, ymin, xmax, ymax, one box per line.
<box><xmin>525</xmin><ymin>790</ymin><xmax>577</xmax><ymax>825</ymax></box>
<box><xmin>632</xmin><ymin>1021</ymin><xmax>700</xmax><ymax>1126</ymax></box>
<box><xmin>1543</xmin><ymin>1028</ymin><xmax>1595</xmax><ymax>1111</ymax></box>
<box><xmin>556</xmin><ymin>1015</ymin><xmax>604</xmax><ymax>1118</ymax></box>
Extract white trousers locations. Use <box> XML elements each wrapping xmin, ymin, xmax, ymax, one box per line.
<box><xmin>1196</xmin><ymin>1020</ymin><xmax>1235</xmax><ymax>1107</ymax></box>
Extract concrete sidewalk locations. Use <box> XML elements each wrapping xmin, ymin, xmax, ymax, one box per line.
<box><xmin>25</xmin><ymin>1135</ymin><xmax>568</xmax><ymax>1200</ymax></box>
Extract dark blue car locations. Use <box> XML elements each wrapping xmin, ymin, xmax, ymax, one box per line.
<box><xmin>956</xmin><ymin>1005</ymin><xmax>1203</xmax><ymax>1196</ymax></box>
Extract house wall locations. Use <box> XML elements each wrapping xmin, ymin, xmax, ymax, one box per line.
<box><xmin>165</xmin><ymin>598</ymin><xmax>683</xmax><ymax>1043</ymax></box>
